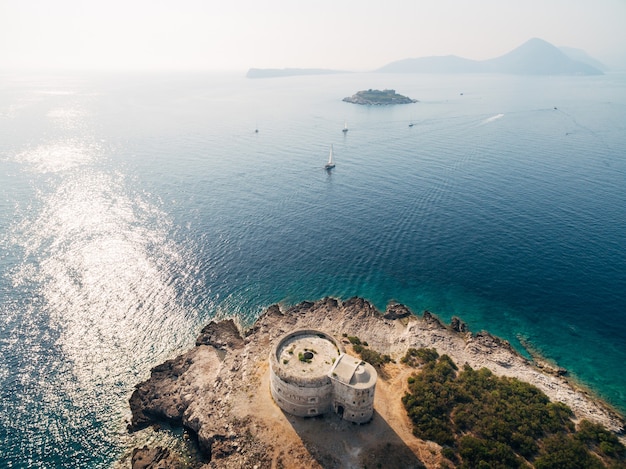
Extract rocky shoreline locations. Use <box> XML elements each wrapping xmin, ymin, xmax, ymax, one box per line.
<box><xmin>126</xmin><ymin>297</ymin><xmax>624</xmax><ymax>468</ymax></box>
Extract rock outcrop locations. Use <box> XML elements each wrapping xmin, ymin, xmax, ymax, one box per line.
<box><xmin>450</xmin><ymin>316</ymin><xmax>468</xmax><ymax>333</ymax></box>
<box><xmin>131</xmin><ymin>446</ymin><xmax>184</xmax><ymax>469</ymax></box>
<box><xmin>128</xmin><ymin>297</ymin><xmax>624</xmax><ymax>468</ymax></box>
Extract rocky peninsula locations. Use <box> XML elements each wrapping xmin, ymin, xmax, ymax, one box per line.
<box><xmin>126</xmin><ymin>297</ymin><xmax>624</xmax><ymax>468</ymax></box>
<box><xmin>342</xmin><ymin>89</ymin><xmax>417</xmax><ymax>105</ymax></box>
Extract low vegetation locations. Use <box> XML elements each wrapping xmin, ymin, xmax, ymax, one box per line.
<box><xmin>344</xmin><ymin>335</ymin><xmax>392</xmax><ymax>368</ymax></box>
<box><xmin>401</xmin><ymin>349</ymin><xmax>625</xmax><ymax>468</ymax></box>
<box><xmin>401</xmin><ymin>347</ymin><xmax>440</xmax><ymax>367</ymax></box>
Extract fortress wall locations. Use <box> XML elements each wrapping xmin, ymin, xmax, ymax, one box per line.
<box><xmin>269</xmin><ymin>372</ymin><xmax>333</xmax><ymax>417</ymax></box>
<box><xmin>269</xmin><ymin>329</ymin><xmax>377</xmax><ymax>422</ymax></box>
<box><xmin>270</xmin><ymin>367</ymin><xmax>332</xmax><ymax>388</ymax></box>
<box><xmin>269</xmin><ymin>329</ymin><xmax>341</xmax><ymax>416</ymax></box>
<box><xmin>332</xmin><ymin>381</ymin><xmax>375</xmax><ymax>424</ymax></box>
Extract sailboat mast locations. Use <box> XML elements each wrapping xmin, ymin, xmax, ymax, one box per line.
<box><xmin>325</xmin><ymin>144</ymin><xmax>336</xmax><ymax>170</ymax></box>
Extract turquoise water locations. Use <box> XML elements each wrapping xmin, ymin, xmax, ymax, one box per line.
<box><xmin>1</xmin><ymin>71</ymin><xmax>625</xmax><ymax>467</ymax></box>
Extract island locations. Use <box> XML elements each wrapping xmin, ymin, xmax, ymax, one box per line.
<box><xmin>126</xmin><ymin>297</ymin><xmax>625</xmax><ymax>469</ymax></box>
<box><xmin>246</xmin><ymin>68</ymin><xmax>346</xmax><ymax>79</ymax></box>
<box><xmin>342</xmin><ymin>89</ymin><xmax>418</xmax><ymax>105</ymax></box>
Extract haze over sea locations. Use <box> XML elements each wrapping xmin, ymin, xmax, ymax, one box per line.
<box><xmin>1</xmin><ymin>71</ymin><xmax>626</xmax><ymax>467</ymax></box>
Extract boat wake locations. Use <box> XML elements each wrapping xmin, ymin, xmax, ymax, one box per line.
<box><xmin>481</xmin><ymin>113</ymin><xmax>504</xmax><ymax>125</ymax></box>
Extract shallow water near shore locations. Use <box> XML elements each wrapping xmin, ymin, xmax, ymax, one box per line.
<box><xmin>1</xmin><ymin>71</ymin><xmax>625</xmax><ymax>467</ymax></box>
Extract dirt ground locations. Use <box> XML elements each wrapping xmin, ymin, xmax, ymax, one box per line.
<box><xmin>234</xmin><ymin>352</ymin><xmax>444</xmax><ymax>469</ymax></box>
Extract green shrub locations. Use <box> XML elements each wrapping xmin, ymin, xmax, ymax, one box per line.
<box><xmin>402</xmin><ymin>354</ymin><xmax>625</xmax><ymax>468</ymax></box>
<box><xmin>401</xmin><ymin>347</ymin><xmax>439</xmax><ymax>367</ymax></box>
<box><xmin>345</xmin><ymin>336</ymin><xmax>392</xmax><ymax>369</ymax></box>
<box><xmin>441</xmin><ymin>446</ymin><xmax>457</xmax><ymax>463</ymax></box>
<box><xmin>357</xmin><ymin>347</ymin><xmax>392</xmax><ymax>368</ymax></box>
<box><xmin>458</xmin><ymin>436</ymin><xmax>523</xmax><ymax>469</ymax></box>
<box><xmin>575</xmin><ymin>420</ymin><xmax>625</xmax><ymax>458</ymax></box>
<box><xmin>298</xmin><ymin>352</ymin><xmax>311</xmax><ymax>363</ymax></box>
<box><xmin>347</xmin><ymin>336</ymin><xmax>361</xmax><ymax>346</ymax></box>
<box><xmin>534</xmin><ymin>434</ymin><xmax>604</xmax><ymax>469</ymax></box>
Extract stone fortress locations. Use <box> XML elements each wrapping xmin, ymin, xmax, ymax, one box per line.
<box><xmin>269</xmin><ymin>329</ymin><xmax>377</xmax><ymax>424</ymax></box>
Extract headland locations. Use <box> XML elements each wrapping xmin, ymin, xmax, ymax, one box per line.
<box><xmin>246</xmin><ymin>68</ymin><xmax>346</xmax><ymax>78</ymax></box>
<box><xmin>126</xmin><ymin>297</ymin><xmax>625</xmax><ymax>468</ymax></box>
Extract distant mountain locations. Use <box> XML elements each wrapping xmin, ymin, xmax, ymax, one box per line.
<box><xmin>377</xmin><ymin>38</ymin><xmax>603</xmax><ymax>75</ymax></box>
<box><xmin>246</xmin><ymin>68</ymin><xmax>347</xmax><ymax>78</ymax></box>
<box><xmin>484</xmin><ymin>38</ymin><xmax>603</xmax><ymax>75</ymax></box>
<box><xmin>559</xmin><ymin>46</ymin><xmax>608</xmax><ymax>72</ymax></box>
<box><xmin>377</xmin><ymin>55</ymin><xmax>484</xmax><ymax>74</ymax></box>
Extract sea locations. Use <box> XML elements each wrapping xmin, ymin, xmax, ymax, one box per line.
<box><xmin>1</xmin><ymin>70</ymin><xmax>625</xmax><ymax>467</ymax></box>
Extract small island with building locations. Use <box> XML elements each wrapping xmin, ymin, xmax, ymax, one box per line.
<box><xmin>343</xmin><ymin>89</ymin><xmax>418</xmax><ymax>105</ymax></box>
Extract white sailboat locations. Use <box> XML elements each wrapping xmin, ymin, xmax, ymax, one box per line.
<box><xmin>342</xmin><ymin>121</ymin><xmax>348</xmax><ymax>133</ymax></box>
<box><xmin>324</xmin><ymin>144</ymin><xmax>335</xmax><ymax>170</ymax></box>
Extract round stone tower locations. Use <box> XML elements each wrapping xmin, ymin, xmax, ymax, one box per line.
<box><xmin>269</xmin><ymin>329</ymin><xmax>377</xmax><ymax>423</ymax></box>
<box><xmin>269</xmin><ymin>330</ymin><xmax>343</xmax><ymax>417</ymax></box>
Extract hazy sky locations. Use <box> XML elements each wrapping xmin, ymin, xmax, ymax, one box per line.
<box><xmin>1</xmin><ymin>0</ymin><xmax>625</xmax><ymax>71</ymax></box>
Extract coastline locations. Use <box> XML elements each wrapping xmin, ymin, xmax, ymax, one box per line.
<box><xmin>126</xmin><ymin>297</ymin><xmax>625</xmax><ymax>468</ymax></box>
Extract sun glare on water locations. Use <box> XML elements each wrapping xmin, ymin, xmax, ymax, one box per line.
<box><xmin>4</xmin><ymin>103</ymin><xmax>205</xmax><ymax>464</ymax></box>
